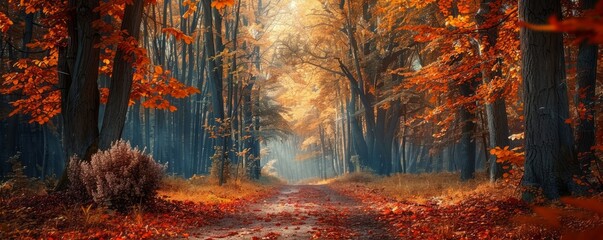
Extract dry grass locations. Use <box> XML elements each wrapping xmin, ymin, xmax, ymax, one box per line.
<box><xmin>158</xmin><ymin>175</ymin><xmax>283</xmax><ymax>205</ymax></box>
<box><xmin>330</xmin><ymin>172</ymin><xmax>517</xmax><ymax>205</ymax></box>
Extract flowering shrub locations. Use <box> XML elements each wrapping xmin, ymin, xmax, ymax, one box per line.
<box><xmin>67</xmin><ymin>157</ymin><xmax>88</xmax><ymax>201</ymax></box>
<box><xmin>70</xmin><ymin>140</ymin><xmax>165</xmax><ymax>209</ymax></box>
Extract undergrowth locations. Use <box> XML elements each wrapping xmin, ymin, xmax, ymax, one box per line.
<box><xmin>329</xmin><ymin>171</ymin><xmax>603</xmax><ymax>239</ymax></box>
<box><xmin>159</xmin><ymin>174</ymin><xmax>283</xmax><ymax>204</ymax></box>
<box><xmin>329</xmin><ymin>171</ymin><xmax>516</xmax><ymax>205</ymax></box>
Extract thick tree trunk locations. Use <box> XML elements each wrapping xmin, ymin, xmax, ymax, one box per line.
<box><xmin>56</xmin><ymin>0</ymin><xmax>102</xmax><ymax>190</ymax></box>
<box><xmin>520</xmin><ymin>0</ymin><xmax>584</xmax><ymax>200</ymax></box>
<box><xmin>347</xmin><ymin>97</ymin><xmax>370</xmax><ymax>167</ymax></box>
<box><xmin>99</xmin><ymin>0</ymin><xmax>145</xmax><ymax>150</ymax></box>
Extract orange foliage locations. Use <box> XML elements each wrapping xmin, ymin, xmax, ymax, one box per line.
<box><xmin>1</xmin><ymin>53</ymin><xmax>61</xmax><ymax>124</ymax></box>
<box><xmin>182</xmin><ymin>0</ymin><xmax>198</xmax><ymax>19</ymax></box>
<box><xmin>0</xmin><ymin>11</ymin><xmax>12</xmax><ymax>32</ymax></box>
<box><xmin>0</xmin><ymin>0</ymin><xmax>67</xmax><ymax>124</ymax></box>
<box><xmin>490</xmin><ymin>146</ymin><xmax>525</xmax><ymax>166</ymax></box>
<box><xmin>211</xmin><ymin>0</ymin><xmax>235</xmax><ymax>10</ymax></box>
<box><xmin>162</xmin><ymin>27</ymin><xmax>194</xmax><ymax>44</ymax></box>
<box><xmin>391</xmin><ymin>0</ymin><xmax>521</xmax><ymax>145</ymax></box>
<box><xmin>1</xmin><ymin>0</ymin><xmax>199</xmax><ymax>124</ymax></box>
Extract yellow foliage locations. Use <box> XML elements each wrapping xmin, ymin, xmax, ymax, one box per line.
<box><xmin>330</xmin><ymin>172</ymin><xmax>515</xmax><ymax>205</ymax></box>
<box><xmin>158</xmin><ymin>175</ymin><xmax>281</xmax><ymax>205</ymax></box>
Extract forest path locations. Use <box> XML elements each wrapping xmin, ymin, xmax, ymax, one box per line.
<box><xmin>192</xmin><ymin>185</ymin><xmax>395</xmax><ymax>240</ymax></box>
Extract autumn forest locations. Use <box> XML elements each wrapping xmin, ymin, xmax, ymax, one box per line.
<box><xmin>1</xmin><ymin>0</ymin><xmax>603</xmax><ymax>239</ymax></box>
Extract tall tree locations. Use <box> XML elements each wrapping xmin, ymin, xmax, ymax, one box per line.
<box><xmin>575</xmin><ymin>0</ymin><xmax>599</xmax><ymax>173</ymax></box>
<box><xmin>99</xmin><ymin>0</ymin><xmax>145</xmax><ymax>149</ymax></box>
<box><xmin>520</xmin><ymin>0</ymin><xmax>584</xmax><ymax>200</ymax></box>
<box><xmin>475</xmin><ymin>0</ymin><xmax>511</xmax><ymax>181</ymax></box>
<box><xmin>59</xmin><ymin>0</ymin><xmax>102</xmax><ymax>165</ymax></box>
<box><xmin>202</xmin><ymin>0</ymin><xmax>227</xmax><ymax>184</ymax></box>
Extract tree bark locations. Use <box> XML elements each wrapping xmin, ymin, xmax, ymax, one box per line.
<box><xmin>575</xmin><ymin>0</ymin><xmax>599</xmax><ymax>173</ymax></box>
<box><xmin>99</xmin><ymin>0</ymin><xmax>145</xmax><ymax>150</ymax></box>
<box><xmin>202</xmin><ymin>0</ymin><xmax>227</xmax><ymax>184</ymax></box>
<box><xmin>475</xmin><ymin>0</ymin><xmax>511</xmax><ymax>182</ymax></box>
<box><xmin>520</xmin><ymin>0</ymin><xmax>584</xmax><ymax>200</ymax></box>
<box><xmin>459</xmin><ymin>79</ymin><xmax>477</xmax><ymax>181</ymax></box>
<box><xmin>56</xmin><ymin>0</ymin><xmax>102</xmax><ymax>190</ymax></box>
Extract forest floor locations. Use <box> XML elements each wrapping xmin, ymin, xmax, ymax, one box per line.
<box><xmin>193</xmin><ymin>185</ymin><xmax>393</xmax><ymax>240</ymax></box>
<box><xmin>326</xmin><ymin>172</ymin><xmax>603</xmax><ymax>239</ymax></box>
<box><xmin>0</xmin><ymin>175</ymin><xmax>281</xmax><ymax>239</ymax></box>
<box><xmin>2</xmin><ymin>173</ymin><xmax>603</xmax><ymax>239</ymax></box>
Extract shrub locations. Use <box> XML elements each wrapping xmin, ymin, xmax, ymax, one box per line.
<box><xmin>71</xmin><ymin>140</ymin><xmax>165</xmax><ymax>209</ymax></box>
<box><xmin>67</xmin><ymin>157</ymin><xmax>88</xmax><ymax>200</ymax></box>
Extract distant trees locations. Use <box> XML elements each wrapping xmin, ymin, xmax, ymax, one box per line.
<box><xmin>1</xmin><ymin>0</ymin><xmax>293</xmax><ymax>185</ymax></box>
<box><xmin>273</xmin><ymin>0</ymin><xmax>600</xmax><ymax>193</ymax></box>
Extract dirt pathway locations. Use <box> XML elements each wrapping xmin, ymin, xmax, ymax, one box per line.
<box><xmin>193</xmin><ymin>185</ymin><xmax>396</xmax><ymax>240</ymax></box>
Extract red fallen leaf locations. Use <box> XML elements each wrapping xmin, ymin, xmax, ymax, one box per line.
<box><xmin>382</xmin><ymin>208</ymin><xmax>392</xmax><ymax>215</ymax></box>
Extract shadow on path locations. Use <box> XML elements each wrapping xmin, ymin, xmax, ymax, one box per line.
<box><xmin>192</xmin><ymin>185</ymin><xmax>396</xmax><ymax>239</ymax></box>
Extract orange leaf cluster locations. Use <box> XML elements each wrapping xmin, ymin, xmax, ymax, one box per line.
<box><xmin>0</xmin><ymin>11</ymin><xmax>13</xmax><ymax>32</ymax></box>
<box><xmin>134</xmin><ymin>66</ymin><xmax>200</xmax><ymax>112</ymax></box>
<box><xmin>1</xmin><ymin>1</ymin><xmax>65</xmax><ymax>124</ymax></box>
<box><xmin>211</xmin><ymin>0</ymin><xmax>234</xmax><ymax>10</ymax></box>
<box><xmin>1</xmin><ymin>67</ymin><xmax>61</xmax><ymax>123</ymax></box>
<box><xmin>182</xmin><ymin>0</ymin><xmax>198</xmax><ymax>19</ymax></box>
<box><xmin>162</xmin><ymin>27</ymin><xmax>194</xmax><ymax>44</ymax></box>
<box><xmin>2</xmin><ymin>0</ymin><xmax>200</xmax><ymax>123</ymax></box>
<box><xmin>489</xmin><ymin>146</ymin><xmax>525</xmax><ymax>166</ymax></box>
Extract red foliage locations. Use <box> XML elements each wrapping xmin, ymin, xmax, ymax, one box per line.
<box><xmin>0</xmin><ymin>11</ymin><xmax>12</xmax><ymax>32</ymax></box>
<box><xmin>0</xmin><ymin>187</ymin><xmax>277</xmax><ymax>239</ymax></box>
<box><xmin>162</xmin><ymin>27</ymin><xmax>194</xmax><ymax>44</ymax></box>
<box><xmin>211</xmin><ymin>0</ymin><xmax>235</xmax><ymax>10</ymax></box>
<box><xmin>1</xmin><ymin>0</ymin><xmax>199</xmax><ymax>124</ymax></box>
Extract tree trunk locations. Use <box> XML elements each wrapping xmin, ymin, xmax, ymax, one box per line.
<box><xmin>475</xmin><ymin>0</ymin><xmax>511</xmax><ymax>182</ymax></box>
<box><xmin>99</xmin><ymin>0</ymin><xmax>145</xmax><ymax>150</ymax></box>
<box><xmin>56</xmin><ymin>0</ymin><xmax>102</xmax><ymax>190</ymax></box>
<box><xmin>202</xmin><ymin>0</ymin><xmax>227</xmax><ymax>184</ymax></box>
<box><xmin>459</xmin><ymin>80</ymin><xmax>477</xmax><ymax>181</ymax></box>
<box><xmin>520</xmin><ymin>0</ymin><xmax>584</xmax><ymax>200</ymax></box>
<box><xmin>575</xmin><ymin>0</ymin><xmax>599</xmax><ymax>174</ymax></box>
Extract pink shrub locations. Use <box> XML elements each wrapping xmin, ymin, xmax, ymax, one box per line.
<box><xmin>67</xmin><ymin>156</ymin><xmax>88</xmax><ymax>200</ymax></box>
<box><xmin>75</xmin><ymin>140</ymin><xmax>165</xmax><ymax>209</ymax></box>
